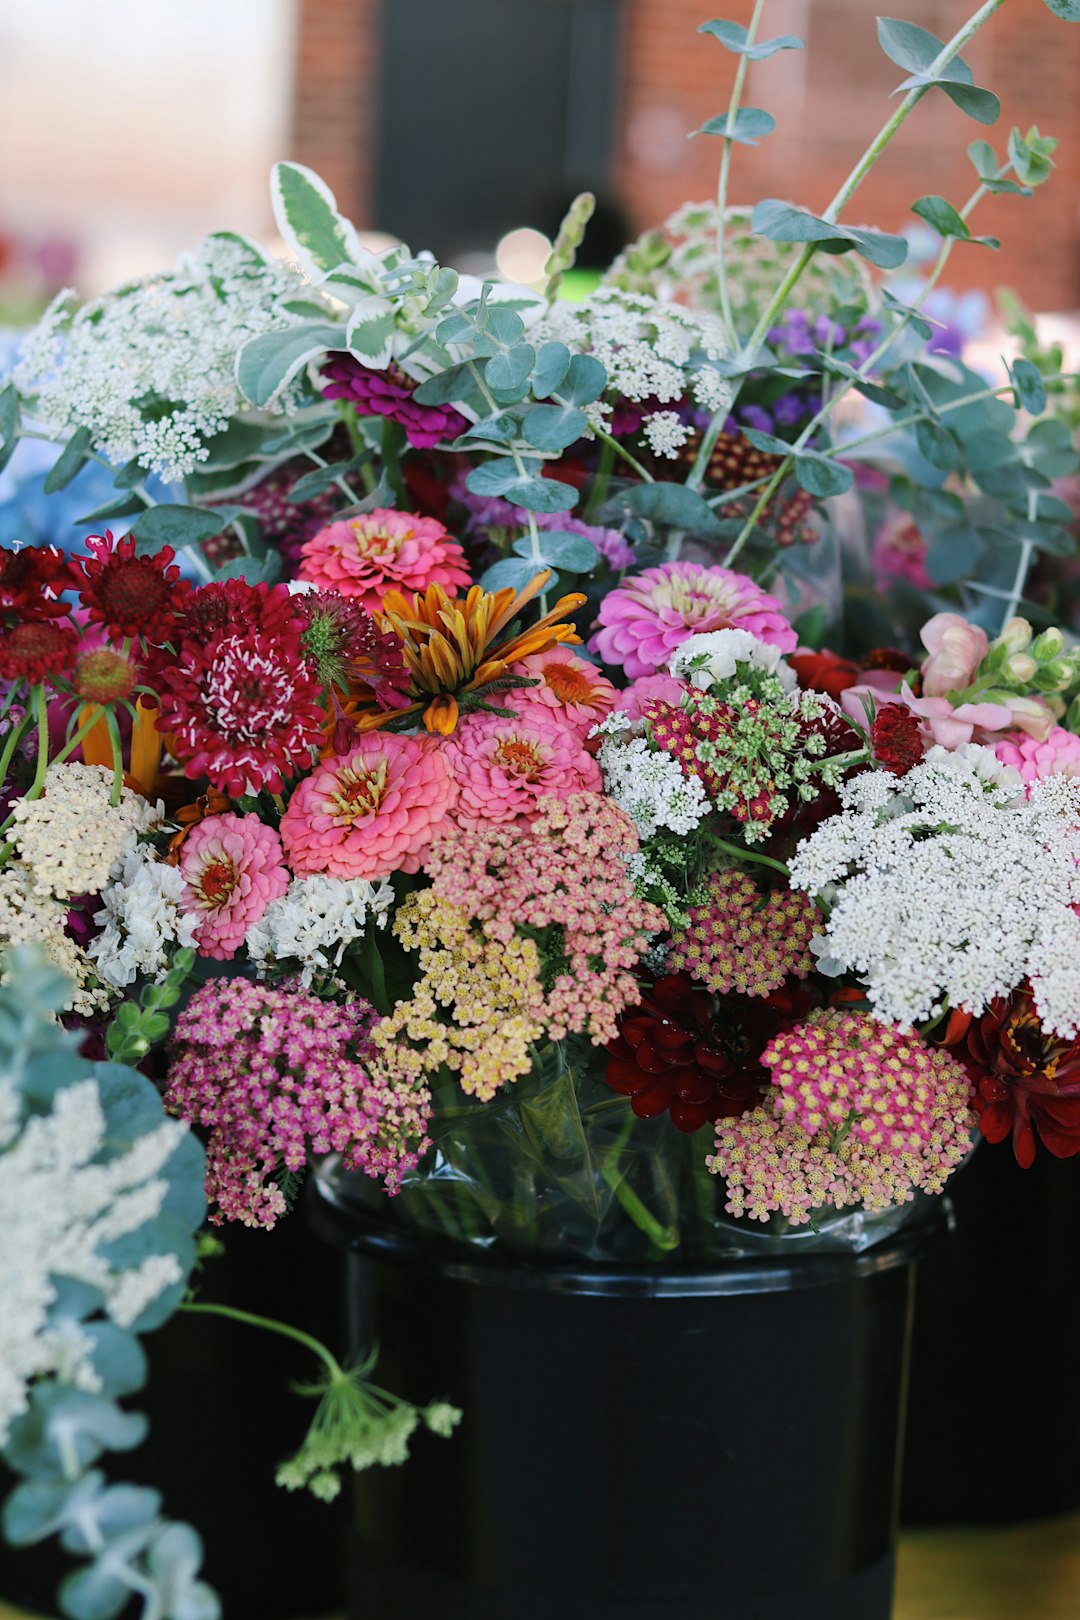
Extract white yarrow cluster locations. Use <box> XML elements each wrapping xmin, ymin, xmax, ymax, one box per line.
<box><xmin>669</xmin><ymin>629</ymin><xmax>796</xmax><ymax>692</ymax></box>
<box><xmin>789</xmin><ymin>745</ymin><xmax>1080</xmax><ymax>1035</ymax></box>
<box><xmin>10</xmin><ymin>763</ymin><xmax>163</xmax><ymax>901</ymax></box>
<box><xmin>534</xmin><ymin>286</ymin><xmax>734</xmax><ymax>434</ymax></box>
<box><xmin>0</xmin><ymin>1075</ymin><xmax>186</xmax><ymax>1444</ymax></box>
<box><xmin>87</xmin><ymin>844</ymin><xmax>199</xmax><ymax>989</ymax></box>
<box><xmin>15</xmin><ymin>234</ymin><xmax>318</xmax><ymax>479</ymax></box>
<box><xmin>246</xmin><ymin>874</ymin><xmax>394</xmax><ymax>985</ymax></box>
<box><xmin>597</xmin><ymin>720</ymin><xmax>709</xmax><ymax>839</ymax></box>
<box><xmin>0</xmin><ymin>866</ymin><xmax>109</xmax><ymax>1016</ymax></box>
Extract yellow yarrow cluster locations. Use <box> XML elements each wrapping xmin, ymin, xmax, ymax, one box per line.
<box><xmin>374</xmin><ymin>891</ymin><xmax>545</xmax><ymax>1101</ymax></box>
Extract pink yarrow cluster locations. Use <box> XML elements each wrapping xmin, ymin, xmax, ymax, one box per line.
<box><xmin>423</xmin><ymin>792</ymin><xmax>665</xmax><ymax>1045</ymax></box>
<box><xmin>669</xmin><ymin>870</ymin><xmax>818</xmax><ymax>997</ymax></box>
<box><xmin>443</xmin><ymin>711</ymin><xmax>601</xmax><ymax>828</ymax></box>
<box><xmin>165</xmin><ymin>978</ymin><xmax>432</xmax><ymax>1227</ymax></box>
<box><xmin>297</xmin><ymin>507</ymin><xmax>470</xmax><ymax>613</ymax></box>
<box><xmin>994</xmin><ymin>725</ymin><xmax>1080</xmax><ymax>786</ymax></box>
<box><xmin>281</xmin><ymin>732</ymin><xmax>457</xmax><ymax>879</ymax></box>
<box><xmin>591</xmin><ymin>561</ymin><xmax>796</xmax><ymax>679</ymax></box>
<box><xmin>179</xmin><ymin>812</ymin><xmax>289</xmax><ymax>959</ymax></box>
<box><xmin>707</xmin><ymin>1010</ymin><xmax>973</xmax><ymax>1226</ymax></box>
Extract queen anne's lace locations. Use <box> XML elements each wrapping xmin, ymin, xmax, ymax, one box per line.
<box><xmin>789</xmin><ymin>746</ymin><xmax>1080</xmax><ymax>1036</ymax></box>
<box><xmin>15</xmin><ymin>235</ymin><xmax>317</xmax><ymax>479</ymax></box>
<box><xmin>0</xmin><ymin>1075</ymin><xmax>186</xmax><ymax>1443</ymax></box>
<box><xmin>597</xmin><ymin>719</ymin><xmax>709</xmax><ymax>839</ymax></box>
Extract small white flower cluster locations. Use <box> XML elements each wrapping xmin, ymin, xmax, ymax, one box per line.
<box><xmin>15</xmin><ymin>234</ymin><xmax>317</xmax><ymax>480</ymax></box>
<box><xmin>534</xmin><ymin>286</ymin><xmax>734</xmax><ymax>435</ymax></box>
<box><xmin>246</xmin><ymin>873</ymin><xmax>394</xmax><ymax>986</ymax></box>
<box><xmin>597</xmin><ymin>718</ymin><xmax>709</xmax><ymax>840</ymax></box>
<box><xmin>642</xmin><ymin>410</ymin><xmax>691</xmax><ymax>459</ymax></box>
<box><xmin>789</xmin><ymin>745</ymin><xmax>1080</xmax><ymax>1036</ymax></box>
<box><xmin>88</xmin><ymin>844</ymin><xmax>199</xmax><ymax>989</ymax></box>
<box><xmin>0</xmin><ymin>867</ymin><xmax>109</xmax><ymax>1016</ymax></box>
<box><xmin>10</xmin><ymin>763</ymin><xmax>162</xmax><ymax>901</ymax></box>
<box><xmin>669</xmin><ymin>629</ymin><xmax>796</xmax><ymax>693</ymax></box>
<box><xmin>0</xmin><ymin>1074</ymin><xmax>186</xmax><ymax>1444</ymax></box>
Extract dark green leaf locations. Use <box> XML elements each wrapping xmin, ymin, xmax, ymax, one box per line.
<box><xmin>924</xmin><ymin>523</ymin><xmax>985</xmax><ymax>584</ymax></box>
<box><xmin>285</xmin><ymin>456</ymin><xmax>370</xmax><ymax>502</ymax></box>
<box><xmin>465</xmin><ymin>458</ymin><xmax>577</xmax><ymax>513</ymax></box>
<box><xmin>699</xmin><ymin>19</ymin><xmax>803</xmax><ymax>57</ymax></box>
<box><xmin>742</xmin><ymin>427</ymin><xmax>792</xmax><ymax>457</ymax></box>
<box><xmin>793</xmin><ymin>451</ymin><xmax>853</xmax><ymax>497</ymax></box>
<box><xmin>412</xmin><ymin>362</ymin><xmax>474</xmax><ymax>406</ymax></box>
<box><xmin>43</xmin><ymin>428</ymin><xmax>93</xmax><ymax>494</ymax></box>
<box><xmin>1026</xmin><ymin>417</ymin><xmax>1079</xmax><ymax>477</ymax></box>
<box><xmin>209</xmin><ymin>554</ymin><xmax>283</xmax><ymax>586</ymax></box>
<box><xmin>912</xmin><ymin>195</ymin><xmax>970</xmax><ymax>239</ymax></box>
<box><xmin>531</xmin><ymin>341</ymin><xmax>571</xmax><ymax>399</ymax></box>
<box><xmin>1011</xmin><ymin>518</ymin><xmax>1076</xmax><ymax>556</ymax></box>
<box><xmin>752</xmin><ymin>201</ymin><xmax>907</xmax><ymax>268</ymax></box>
<box><xmin>622</xmin><ymin>482</ymin><xmax>723</xmax><ymax>535</ymax></box>
<box><xmin>880</xmin><ymin>289</ymin><xmax>934</xmax><ymax>341</ymax></box>
<box><xmin>694</xmin><ymin>107</ymin><xmax>776</xmax><ymax>145</ymax></box>
<box><xmin>558</xmin><ymin>354</ymin><xmax>607</xmax><ymax>406</ymax></box>
<box><xmin>512</xmin><ymin>530</ymin><xmax>599</xmax><ymax>571</ymax></box>
<box><xmin>0</xmin><ymin>381</ymin><xmax>18</xmax><ymax>445</ymax></box>
<box><xmin>915</xmin><ymin>418</ymin><xmax>960</xmax><ymax>470</ymax></box>
<box><xmin>791</xmin><ymin>601</ymin><xmax>830</xmax><ymax>650</ymax></box>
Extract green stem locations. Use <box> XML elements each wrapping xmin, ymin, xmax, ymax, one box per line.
<box><xmin>715</xmin><ymin>0</ymin><xmax>766</xmax><ymax>339</ymax></box>
<box><xmin>587</xmin><ymin>421</ymin><xmax>654</xmax><ymax>485</ymax></box>
<box><xmin>599</xmin><ymin>1148</ymin><xmax>679</xmax><ymax>1252</ymax></box>
<box><xmin>468</xmin><ymin>359</ymin><xmax>550</xmax><ymax>611</ymax></box>
<box><xmin>0</xmin><ymin>709</ymin><xmax>32</xmax><ymax>792</ymax></box>
<box><xmin>180</xmin><ymin>1301</ymin><xmax>343</xmax><ymax>1380</ymax></box>
<box><xmin>103</xmin><ymin>705</ymin><xmax>125</xmax><ymax>806</ymax></box>
<box><xmin>28</xmin><ymin>685</ymin><xmax>50</xmax><ymax>798</ymax></box>
<box><xmin>711</xmin><ymin>834</ymin><xmax>791</xmax><ymax>878</ymax></box>
<box><xmin>584</xmin><ymin>435</ymin><xmax>616</xmax><ymax>521</ymax></box>
<box><xmin>998</xmin><ymin>488</ymin><xmax>1038</xmax><ymax>631</ymax></box>
<box><xmin>50</xmin><ymin>705</ymin><xmax>106</xmax><ymax>768</ymax></box>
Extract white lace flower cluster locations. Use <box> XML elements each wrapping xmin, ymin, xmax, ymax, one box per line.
<box><xmin>246</xmin><ymin>873</ymin><xmax>395</xmax><ymax>986</ymax></box>
<box><xmin>642</xmin><ymin>410</ymin><xmax>691</xmax><ymax>459</ymax></box>
<box><xmin>0</xmin><ymin>1074</ymin><xmax>186</xmax><ymax>1444</ymax></box>
<box><xmin>596</xmin><ymin>714</ymin><xmax>709</xmax><ymax>840</ymax></box>
<box><xmin>11</xmin><ymin>763</ymin><xmax>162</xmax><ymax>900</ymax></box>
<box><xmin>669</xmin><ymin>629</ymin><xmax>796</xmax><ymax>693</ymax></box>
<box><xmin>534</xmin><ymin>286</ymin><xmax>734</xmax><ymax>434</ymax></box>
<box><xmin>789</xmin><ymin>745</ymin><xmax>1080</xmax><ymax>1036</ymax></box>
<box><xmin>0</xmin><ymin>867</ymin><xmax>108</xmax><ymax>1016</ymax></box>
<box><xmin>15</xmin><ymin>233</ymin><xmax>317</xmax><ymax>480</ymax></box>
<box><xmin>88</xmin><ymin>844</ymin><xmax>199</xmax><ymax>990</ymax></box>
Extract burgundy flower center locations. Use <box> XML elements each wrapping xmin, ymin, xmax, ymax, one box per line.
<box><xmin>1001</xmin><ymin>1011</ymin><xmax>1058</xmax><ymax>1081</ymax></box>
<box><xmin>99</xmin><ymin>561</ymin><xmax>170</xmax><ymax>624</ymax></box>
<box><xmin>197</xmin><ymin>858</ymin><xmax>238</xmax><ymax>908</ymax></box>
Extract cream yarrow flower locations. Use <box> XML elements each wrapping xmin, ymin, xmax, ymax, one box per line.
<box><xmin>10</xmin><ymin>763</ymin><xmax>162</xmax><ymax>901</ymax></box>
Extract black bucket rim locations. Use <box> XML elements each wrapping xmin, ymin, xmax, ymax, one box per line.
<box><xmin>308</xmin><ymin>1163</ymin><xmax>947</xmax><ymax>1298</ymax></box>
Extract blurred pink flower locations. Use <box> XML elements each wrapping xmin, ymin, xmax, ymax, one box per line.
<box><xmin>995</xmin><ymin>725</ymin><xmax>1080</xmax><ymax>785</ymax></box>
<box><xmin>873</xmin><ymin>511</ymin><xmax>931</xmax><ymax>593</ymax></box>
<box><xmin>614</xmin><ymin>672</ymin><xmax>687</xmax><ymax>722</ymax></box>
<box><xmin>919</xmin><ymin>613</ymin><xmax>987</xmax><ymax>697</ymax></box>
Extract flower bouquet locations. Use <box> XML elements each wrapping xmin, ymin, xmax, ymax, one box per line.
<box><xmin>3</xmin><ymin>1</ymin><xmax>1080</xmax><ymax>1616</ymax></box>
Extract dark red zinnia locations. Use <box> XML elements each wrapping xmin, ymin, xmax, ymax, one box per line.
<box><xmin>605</xmin><ymin>973</ymin><xmax>816</xmax><ymax>1133</ymax></box>
<box><xmin>0</xmin><ymin>620</ymin><xmax>79</xmax><ymax>685</ymax></box>
<box><xmin>77</xmin><ymin>531</ymin><xmax>190</xmax><ymax>643</ymax></box>
<box><xmin>943</xmin><ymin>986</ymin><xmax>1080</xmax><ymax>1168</ymax></box>
<box><xmin>0</xmin><ymin>544</ymin><xmax>79</xmax><ymax>625</ymax></box>
<box><xmin>871</xmin><ymin>703</ymin><xmax>926</xmax><ymax>775</ymax></box>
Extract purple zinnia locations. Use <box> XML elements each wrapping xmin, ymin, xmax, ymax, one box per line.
<box><xmin>322</xmin><ymin>354</ymin><xmax>469</xmax><ymax>449</ymax></box>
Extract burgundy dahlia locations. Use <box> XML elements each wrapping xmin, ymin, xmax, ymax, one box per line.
<box><xmin>77</xmin><ymin>531</ymin><xmax>190</xmax><ymax>644</ymax></box>
<box><xmin>605</xmin><ymin>973</ymin><xmax>814</xmax><ymax>1133</ymax></box>
<box><xmin>0</xmin><ymin>544</ymin><xmax>79</xmax><ymax>625</ymax></box>
<box><xmin>321</xmin><ymin>354</ymin><xmax>469</xmax><ymax>449</ymax></box>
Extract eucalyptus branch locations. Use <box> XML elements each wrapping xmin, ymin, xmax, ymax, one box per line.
<box><xmin>998</xmin><ymin>487</ymin><xmax>1038</xmax><ymax>630</ymax></box>
<box><xmin>303</xmin><ymin>444</ymin><xmax>365</xmax><ymax>504</ymax></box>
<box><xmin>714</xmin><ymin>0</ymin><xmax>767</xmax><ymax>337</ymax></box>
<box><xmin>467</xmin><ymin>359</ymin><xmax>550</xmax><ymax>607</ymax></box>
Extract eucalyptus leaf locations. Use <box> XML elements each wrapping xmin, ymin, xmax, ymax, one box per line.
<box><xmin>4</xmin><ymin>1387</ymin><xmax>148</xmax><ymax>1481</ymax></box>
<box><xmin>286</xmin><ymin>456</ymin><xmax>370</xmax><ymax>502</ymax></box>
<box><xmin>876</xmin><ymin>17</ymin><xmax>946</xmax><ymax>72</ymax></box>
<box><xmin>742</xmin><ymin>427</ymin><xmax>792</xmax><ymax>458</ymax></box>
<box><xmin>531</xmin><ymin>342</ymin><xmax>571</xmax><ymax>399</ymax></box>
<box><xmin>2</xmin><ymin>1474</ymin><xmax>106</xmax><ymax>1548</ymax></box>
<box><xmin>699</xmin><ymin>19</ymin><xmax>803</xmax><ymax>57</ymax></box>
<box><xmin>485</xmin><ymin>342</ymin><xmax>535</xmax><ymax>394</ymax></box>
<box><xmin>752</xmin><ymin>201</ymin><xmax>907</xmax><ymax>269</ymax></box>
<box><xmin>925</xmin><ymin>523</ymin><xmax>985</xmax><ymax>584</ymax></box>
<box><xmin>915</xmin><ymin>418</ymin><xmax>960</xmax><ymax>470</ymax></box>
<box><xmin>460</xmin><ymin>413</ymin><xmax>521</xmax><ymax>444</ymax></box>
<box><xmin>0</xmin><ymin>381</ymin><xmax>18</xmax><ymax>445</ymax></box>
<box><xmin>1011</xmin><ymin>358</ymin><xmax>1047</xmax><ymax>415</ymax></box>
<box><xmin>59</xmin><ymin>1484</ymin><xmax>162</xmax><ymax>1556</ymax></box>
<box><xmin>520</xmin><ymin>402</ymin><xmax>588</xmax><ymax>452</ymax></box>
<box><xmin>694</xmin><ymin>107</ymin><xmax>776</xmax><ymax>145</ymax></box>
<box><xmin>130</xmin><ymin>506</ymin><xmax>225</xmax><ymax>552</ymax></box>
<box><xmin>59</xmin><ymin>1526</ymin><xmax>159</xmax><ymax>1620</ymax></box>
<box><xmin>465</xmin><ymin>458</ymin><xmax>578</xmax><ymax>513</ymax></box>
<box><xmin>43</xmin><ymin>428</ymin><xmax>93</xmax><ymax>494</ymax></box>
<box><xmin>481</xmin><ymin>556</ymin><xmax>551</xmax><ymax>594</ymax></box>
<box><xmin>211</xmin><ymin>553</ymin><xmax>284</xmax><ymax>587</ymax></box>
<box><xmin>558</xmin><ymin>354</ymin><xmax>607</xmax><ymax>406</ymax></box>
<box><xmin>1042</xmin><ymin>0</ymin><xmax>1080</xmax><ymax>17</ymax></box>
<box><xmin>622</xmin><ymin>482</ymin><xmax>723</xmax><ymax>535</ymax></box>
<box><xmin>412</xmin><ymin>363</ymin><xmax>473</xmax><ymax>405</ymax></box>
<box><xmin>793</xmin><ymin>452</ymin><xmax>853</xmax><ymax>498</ymax></box>
<box><xmin>512</xmin><ymin>531</ymin><xmax>599</xmax><ymax>571</ymax></box>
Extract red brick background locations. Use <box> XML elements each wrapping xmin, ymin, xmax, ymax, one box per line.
<box><xmin>291</xmin><ymin>0</ymin><xmax>1080</xmax><ymax>309</ymax></box>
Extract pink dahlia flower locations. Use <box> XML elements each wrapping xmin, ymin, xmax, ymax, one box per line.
<box><xmin>994</xmin><ymin>725</ymin><xmax>1080</xmax><ymax>787</ymax></box>
<box><xmin>873</xmin><ymin>511</ymin><xmax>931</xmax><ymax>593</ymax></box>
<box><xmin>506</xmin><ymin>646</ymin><xmax>617</xmax><ymax>739</ymax></box>
<box><xmin>444</xmin><ymin>712</ymin><xmax>602</xmax><ymax>829</ymax></box>
<box><xmin>591</xmin><ymin>561</ymin><xmax>796</xmax><ymax>679</ymax></box>
<box><xmin>297</xmin><ymin>508</ymin><xmax>471</xmax><ymax>614</ymax></box>
<box><xmin>180</xmin><ymin>813</ymin><xmax>290</xmax><ymax>960</ymax></box>
<box><xmin>280</xmin><ymin>732</ymin><xmax>457</xmax><ymax>879</ymax></box>
<box><xmin>614</xmin><ymin>672</ymin><xmax>687</xmax><ymax>723</ymax></box>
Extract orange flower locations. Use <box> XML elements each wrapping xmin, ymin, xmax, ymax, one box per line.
<box><xmin>346</xmin><ymin>571</ymin><xmax>586</xmax><ymax>736</ymax></box>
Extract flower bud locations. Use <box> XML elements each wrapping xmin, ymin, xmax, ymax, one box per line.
<box><xmin>1007</xmin><ymin>653</ymin><xmax>1038</xmax><ymax>683</ymax></box>
<box><xmin>998</xmin><ymin>617</ymin><xmax>1033</xmax><ymax>655</ymax></box>
<box><xmin>1032</xmin><ymin>627</ymin><xmax>1065</xmax><ymax>660</ymax></box>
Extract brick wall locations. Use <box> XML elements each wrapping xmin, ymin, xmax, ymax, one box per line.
<box><xmin>290</xmin><ymin>0</ymin><xmax>1080</xmax><ymax>309</ymax></box>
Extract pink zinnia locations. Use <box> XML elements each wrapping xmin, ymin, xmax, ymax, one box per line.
<box><xmin>297</xmin><ymin>508</ymin><xmax>470</xmax><ymax>613</ymax></box>
<box><xmin>994</xmin><ymin>725</ymin><xmax>1080</xmax><ymax>788</ymax></box>
<box><xmin>280</xmin><ymin>732</ymin><xmax>457</xmax><ymax>879</ymax></box>
<box><xmin>180</xmin><ymin>813</ymin><xmax>290</xmax><ymax>960</ymax></box>
<box><xmin>444</xmin><ymin>712</ymin><xmax>601</xmax><ymax>829</ymax></box>
<box><xmin>614</xmin><ymin>672</ymin><xmax>688</xmax><ymax>723</ymax></box>
<box><xmin>505</xmin><ymin>646</ymin><xmax>616</xmax><ymax>739</ymax></box>
<box><xmin>591</xmin><ymin>561</ymin><xmax>796</xmax><ymax>679</ymax></box>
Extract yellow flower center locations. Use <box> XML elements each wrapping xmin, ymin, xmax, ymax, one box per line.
<box><xmin>495</xmin><ymin>738</ymin><xmax>544</xmax><ymax>779</ymax></box>
<box><xmin>329</xmin><ymin>756</ymin><xmax>389</xmax><ymax>823</ymax></box>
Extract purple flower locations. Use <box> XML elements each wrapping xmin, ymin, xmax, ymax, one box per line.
<box><xmin>321</xmin><ymin>354</ymin><xmax>469</xmax><ymax>449</ymax></box>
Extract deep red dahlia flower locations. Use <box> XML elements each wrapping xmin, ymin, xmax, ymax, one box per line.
<box><xmin>0</xmin><ymin>620</ymin><xmax>79</xmax><ymax>685</ymax></box>
<box><xmin>944</xmin><ymin>987</ymin><xmax>1080</xmax><ymax>1168</ymax></box>
<box><xmin>77</xmin><ymin>531</ymin><xmax>190</xmax><ymax>644</ymax></box>
<box><xmin>155</xmin><ymin>581</ymin><xmax>327</xmax><ymax>794</ymax></box>
<box><xmin>605</xmin><ymin>973</ymin><xmax>815</xmax><ymax>1133</ymax></box>
<box><xmin>0</xmin><ymin>544</ymin><xmax>79</xmax><ymax>625</ymax></box>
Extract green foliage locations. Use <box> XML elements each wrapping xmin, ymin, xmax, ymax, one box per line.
<box><xmin>130</xmin><ymin>505</ymin><xmax>234</xmax><ymax>553</ymax></box>
<box><xmin>911</xmin><ymin>195</ymin><xmax>999</xmax><ymax>248</ymax></box>
<box><xmin>1042</xmin><ymin>0</ymin><xmax>1080</xmax><ymax>21</ymax></box>
<box><xmin>235</xmin><ymin>322</ymin><xmax>349</xmax><ymax>409</ymax></box>
<box><xmin>876</xmin><ymin>16</ymin><xmax>1000</xmax><ymax>123</ymax></box>
<box><xmin>42</xmin><ymin>427</ymin><xmax>94</xmax><ymax>493</ymax></box>
<box><xmin>752</xmin><ymin>201</ymin><xmax>908</xmax><ymax>269</ymax></box>
<box><xmin>693</xmin><ymin>108</ymin><xmax>776</xmax><ymax>145</ymax></box>
<box><xmin>543</xmin><ymin>192</ymin><xmax>595</xmax><ymax>303</ymax></box>
<box><xmin>0</xmin><ymin>380</ymin><xmax>20</xmax><ymax>477</ymax></box>
<box><xmin>271</xmin><ymin>161</ymin><xmax>370</xmax><ymax>282</ymax></box>
<box><xmin>698</xmin><ymin>19</ymin><xmax>803</xmax><ymax>58</ymax></box>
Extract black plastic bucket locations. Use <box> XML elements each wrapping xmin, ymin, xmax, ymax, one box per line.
<box><xmin>310</xmin><ymin>1174</ymin><xmax>944</xmax><ymax>1620</ymax></box>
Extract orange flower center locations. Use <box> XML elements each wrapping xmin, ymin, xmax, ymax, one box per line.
<box><xmin>541</xmin><ymin>661</ymin><xmax>595</xmax><ymax>705</ymax></box>
<box><xmin>329</xmin><ymin>756</ymin><xmax>389</xmax><ymax>823</ymax></box>
<box><xmin>495</xmin><ymin>738</ymin><xmax>544</xmax><ymax>779</ymax></box>
<box><xmin>198</xmin><ymin>858</ymin><xmax>237</xmax><ymax>908</ymax></box>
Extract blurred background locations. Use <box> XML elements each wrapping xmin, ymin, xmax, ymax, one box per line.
<box><xmin>1</xmin><ymin>0</ymin><xmax>1079</xmax><ymax>315</ymax></box>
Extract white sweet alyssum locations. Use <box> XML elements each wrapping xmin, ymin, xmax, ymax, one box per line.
<box><xmin>10</xmin><ymin>764</ymin><xmax>162</xmax><ymax>901</ymax></box>
<box><xmin>88</xmin><ymin>845</ymin><xmax>199</xmax><ymax>989</ymax></box>
<box><xmin>15</xmin><ymin>234</ymin><xmax>318</xmax><ymax>480</ymax></box>
<box><xmin>0</xmin><ymin>1074</ymin><xmax>187</xmax><ymax>1444</ymax></box>
<box><xmin>246</xmin><ymin>873</ymin><xmax>395</xmax><ymax>986</ymax></box>
<box><xmin>534</xmin><ymin>286</ymin><xmax>733</xmax><ymax>434</ymax></box>
<box><xmin>789</xmin><ymin>745</ymin><xmax>1080</xmax><ymax>1036</ymax></box>
<box><xmin>596</xmin><ymin>716</ymin><xmax>709</xmax><ymax>840</ymax></box>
